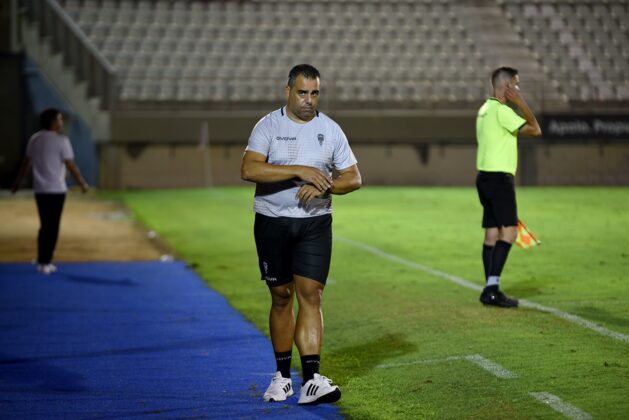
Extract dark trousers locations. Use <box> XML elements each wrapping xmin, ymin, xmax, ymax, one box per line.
<box><xmin>35</xmin><ymin>193</ymin><xmax>66</xmax><ymax>264</ymax></box>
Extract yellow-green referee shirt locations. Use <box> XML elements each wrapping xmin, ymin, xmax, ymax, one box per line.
<box><xmin>476</xmin><ymin>98</ymin><xmax>526</xmax><ymax>176</ymax></box>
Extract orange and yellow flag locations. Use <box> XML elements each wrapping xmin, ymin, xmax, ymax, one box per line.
<box><xmin>515</xmin><ymin>219</ymin><xmax>541</xmax><ymax>249</ymax></box>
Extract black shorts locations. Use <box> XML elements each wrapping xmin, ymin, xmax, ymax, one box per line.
<box><xmin>476</xmin><ymin>171</ymin><xmax>518</xmax><ymax>228</ymax></box>
<box><xmin>254</xmin><ymin>213</ymin><xmax>332</xmax><ymax>286</ymax></box>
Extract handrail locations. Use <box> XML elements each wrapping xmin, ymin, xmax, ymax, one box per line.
<box><xmin>20</xmin><ymin>0</ymin><xmax>117</xmax><ymax>111</ymax></box>
<box><xmin>46</xmin><ymin>0</ymin><xmax>116</xmax><ymax>74</ymax></box>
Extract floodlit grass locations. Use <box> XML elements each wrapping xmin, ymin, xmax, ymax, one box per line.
<box><xmin>109</xmin><ymin>187</ymin><xmax>629</xmax><ymax>419</ymax></box>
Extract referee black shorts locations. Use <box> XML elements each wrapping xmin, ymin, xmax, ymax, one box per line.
<box><xmin>254</xmin><ymin>213</ymin><xmax>332</xmax><ymax>287</ymax></box>
<box><xmin>476</xmin><ymin>171</ymin><xmax>518</xmax><ymax>228</ymax></box>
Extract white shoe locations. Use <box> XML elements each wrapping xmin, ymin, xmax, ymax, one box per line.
<box><xmin>298</xmin><ymin>373</ymin><xmax>341</xmax><ymax>405</ymax></box>
<box><xmin>37</xmin><ymin>264</ymin><xmax>57</xmax><ymax>274</ymax></box>
<box><xmin>263</xmin><ymin>371</ymin><xmax>293</xmax><ymax>402</ymax></box>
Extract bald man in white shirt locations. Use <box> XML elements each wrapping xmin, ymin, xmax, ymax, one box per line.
<box><xmin>242</xmin><ymin>64</ymin><xmax>361</xmax><ymax>405</ymax></box>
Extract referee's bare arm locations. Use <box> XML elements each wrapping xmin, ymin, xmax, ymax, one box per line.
<box><xmin>330</xmin><ymin>164</ymin><xmax>361</xmax><ymax>195</ymax></box>
<box><xmin>241</xmin><ymin>151</ymin><xmax>332</xmax><ymax>192</ymax></box>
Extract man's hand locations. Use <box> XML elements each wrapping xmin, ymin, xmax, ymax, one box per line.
<box><xmin>505</xmin><ymin>85</ymin><xmax>542</xmax><ymax>137</ymax></box>
<box><xmin>296</xmin><ymin>166</ymin><xmax>332</xmax><ymax>192</ymax></box>
<box><xmin>505</xmin><ymin>84</ymin><xmax>526</xmax><ymax>107</ymax></box>
<box><xmin>296</xmin><ymin>184</ymin><xmax>328</xmax><ymax>205</ymax></box>
<box><xmin>79</xmin><ymin>181</ymin><xmax>89</xmax><ymax>193</ymax></box>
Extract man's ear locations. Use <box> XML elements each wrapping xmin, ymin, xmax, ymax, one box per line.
<box><xmin>285</xmin><ymin>85</ymin><xmax>290</xmax><ymax>98</ymax></box>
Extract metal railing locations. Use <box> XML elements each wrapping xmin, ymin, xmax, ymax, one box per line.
<box><xmin>20</xmin><ymin>0</ymin><xmax>117</xmax><ymax>111</ymax></box>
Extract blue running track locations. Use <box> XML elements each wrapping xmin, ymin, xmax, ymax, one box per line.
<box><xmin>0</xmin><ymin>261</ymin><xmax>342</xmax><ymax>419</ymax></box>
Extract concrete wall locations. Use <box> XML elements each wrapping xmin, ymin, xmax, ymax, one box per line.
<box><xmin>535</xmin><ymin>144</ymin><xmax>629</xmax><ymax>185</ymax></box>
<box><xmin>98</xmin><ymin>142</ymin><xmax>629</xmax><ymax>189</ymax></box>
<box><xmin>110</xmin><ymin>110</ymin><xmax>477</xmax><ymax>144</ymax></box>
<box><xmin>100</xmin><ymin>107</ymin><xmax>629</xmax><ymax>188</ymax></box>
<box><xmin>100</xmin><ymin>144</ymin><xmax>244</xmax><ymax>189</ymax></box>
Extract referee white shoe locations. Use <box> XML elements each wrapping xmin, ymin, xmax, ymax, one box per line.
<box><xmin>298</xmin><ymin>373</ymin><xmax>341</xmax><ymax>405</ymax></box>
<box><xmin>263</xmin><ymin>371</ymin><xmax>293</xmax><ymax>402</ymax></box>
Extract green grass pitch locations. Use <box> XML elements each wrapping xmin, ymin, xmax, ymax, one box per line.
<box><xmin>110</xmin><ymin>187</ymin><xmax>629</xmax><ymax>419</ymax></box>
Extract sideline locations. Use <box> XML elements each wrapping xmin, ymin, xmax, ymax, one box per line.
<box><xmin>376</xmin><ymin>354</ymin><xmax>592</xmax><ymax>419</ymax></box>
<box><xmin>376</xmin><ymin>354</ymin><xmax>518</xmax><ymax>379</ymax></box>
<box><xmin>336</xmin><ymin>236</ymin><xmax>629</xmax><ymax>344</ymax></box>
<box><xmin>530</xmin><ymin>392</ymin><xmax>593</xmax><ymax>420</ymax></box>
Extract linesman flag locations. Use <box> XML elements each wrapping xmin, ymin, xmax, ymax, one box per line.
<box><xmin>515</xmin><ymin>219</ymin><xmax>541</xmax><ymax>249</ymax></box>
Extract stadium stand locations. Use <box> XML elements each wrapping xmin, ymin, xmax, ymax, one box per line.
<box><xmin>54</xmin><ymin>0</ymin><xmax>487</xmax><ymax>108</ymax></box>
<box><xmin>50</xmin><ymin>0</ymin><xmax>627</xmax><ymax>110</ymax></box>
<box><xmin>11</xmin><ymin>0</ymin><xmax>629</xmax><ymax>188</ymax></box>
<box><xmin>18</xmin><ymin>0</ymin><xmax>629</xmax><ymax>109</ymax></box>
<box><xmin>499</xmin><ymin>0</ymin><xmax>629</xmax><ymax>102</ymax></box>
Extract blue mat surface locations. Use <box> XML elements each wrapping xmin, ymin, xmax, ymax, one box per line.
<box><xmin>0</xmin><ymin>262</ymin><xmax>342</xmax><ymax>419</ymax></box>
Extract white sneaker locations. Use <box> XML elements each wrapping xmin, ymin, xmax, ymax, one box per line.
<box><xmin>37</xmin><ymin>264</ymin><xmax>57</xmax><ymax>274</ymax></box>
<box><xmin>298</xmin><ymin>373</ymin><xmax>341</xmax><ymax>405</ymax></box>
<box><xmin>263</xmin><ymin>371</ymin><xmax>293</xmax><ymax>402</ymax></box>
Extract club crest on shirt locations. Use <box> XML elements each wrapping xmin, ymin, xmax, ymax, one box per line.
<box><xmin>317</xmin><ymin>134</ymin><xmax>324</xmax><ymax>146</ymax></box>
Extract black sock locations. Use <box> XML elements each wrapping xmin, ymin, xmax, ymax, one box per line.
<box><xmin>301</xmin><ymin>354</ymin><xmax>320</xmax><ymax>384</ymax></box>
<box><xmin>274</xmin><ymin>351</ymin><xmax>292</xmax><ymax>378</ymax></box>
<box><xmin>482</xmin><ymin>244</ymin><xmax>493</xmax><ymax>280</ymax></box>
<box><xmin>488</xmin><ymin>240</ymin><xmax>512</xmax><ymax>286</ymax></box>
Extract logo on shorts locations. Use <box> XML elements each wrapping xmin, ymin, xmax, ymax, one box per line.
<box><xmin>262</xmin><ymin>261</ymin><xmax>277</xmax><ymax>282</ymax></box>
<box><xmin>317</xmin><ymin>134</ymin><xmax>324</xmax><ymax>146</ymax></box>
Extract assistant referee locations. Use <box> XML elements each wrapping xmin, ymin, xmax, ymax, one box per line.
<box><xmin>241</xmin><ymin>64</ymin><xmax>361</xmax><ymax>404</ymax></box>
<box><xmin>476</xmin><ymin>67</ymin><xmax>542</xmax><ymax>308</ymax></box>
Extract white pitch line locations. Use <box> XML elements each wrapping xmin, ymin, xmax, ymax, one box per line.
<box><xmin>529</xmin><ymin>392</ymin><xmax>593</xmax><ymax>420</ymax></box>
<box><xmin>376</xmin><ymin>354</ymin><xmax>518</xmax><ymax>379</ymax></box>
<box><xmin>463</xmin><ymin>354</ymin><xmax>519</xmax><ymax>379</ymax></box>
<box><xmin>336</xmin><ymin>236</ymin><xmax>629</xmax><ymax>344</ymax></box>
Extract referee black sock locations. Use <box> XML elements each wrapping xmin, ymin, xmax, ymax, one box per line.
<box><xmin>487</xmin><ymin>240</ymin><xmax>512</xmax><ymax>289</ymax></box>
<box><xmin>301</xmin><ymin>354</ymin><xmax>320</xmax><ymax>384</ymax></box>
<box><xmin>274</xmin><ymin>350</ymin><xmax>292</xmax><ymax>379</ymax></box>
<box><xmin>482</xmin><ymin>244</ymin><xmax>493</xmax><ymax>281</ymax></box>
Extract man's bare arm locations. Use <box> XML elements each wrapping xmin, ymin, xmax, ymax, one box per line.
<box><xmin>330</xmin><ymin>164</ymin><xmax>362</xmax><ymax>195</ymax></box>
<box><xmin>65</xmin><ymin>160</ymin><xmax>89</xmax><ymax>193</ymax></box>
<box><xmin>241</xmin><ymin>151</ymin><xmax>332</xmax><ymax>192</ymax></box>
<box><xmin>296</xmin><ymin>164</ymin><xmax>362</xmax><ymax>204</ymax></box>
<box><xmin>11</xmin><ymin>158</ymin><xmax>31</xmax><ymax>193</ymax></box>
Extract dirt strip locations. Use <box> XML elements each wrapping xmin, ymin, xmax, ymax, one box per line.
<box><xmin>0</xmin><ymin>191</ymin><xmax>164</xmax><ymax>262</ymax></box>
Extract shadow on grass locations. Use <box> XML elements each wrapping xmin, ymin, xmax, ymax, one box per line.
<box><xmin>328</xmin><ymin>333</ymin><xmax>417</xmax><ymax>379</ymax></box>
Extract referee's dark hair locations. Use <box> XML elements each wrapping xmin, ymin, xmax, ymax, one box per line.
<box><xmin>287</xmin><ymin>64</ymin><xmax>320</xmax><ymax>88</ymax></box>
<box><xmin>40</xmin><ymin>108</ymin><xmax>62</xmax><ymax>130</ymax></box>
<box><xmin>491</xmin><ymin>67</ymin><xmax>518</xmax><ymax>88</ymax></box>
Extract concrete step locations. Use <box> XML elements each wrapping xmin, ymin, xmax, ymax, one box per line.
<box><xmin>457</xmin><ymin>2</ymin><xmax>568</xmax><ymax>110</ymax></box>
<box><xmin>21</xmin><ymin>22</ymin><xmax>111</xmax><ymax>141</ymax></box>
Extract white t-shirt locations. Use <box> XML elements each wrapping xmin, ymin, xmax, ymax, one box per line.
<box><xmin>26</xmin><ymin>130</ymin><xmax>74</xmax><ymax>193</ymax></box>
<box><xmin>246</xmin><ymin>107</ymin><xmax>357</xmax><ymax>218</ymax></box>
